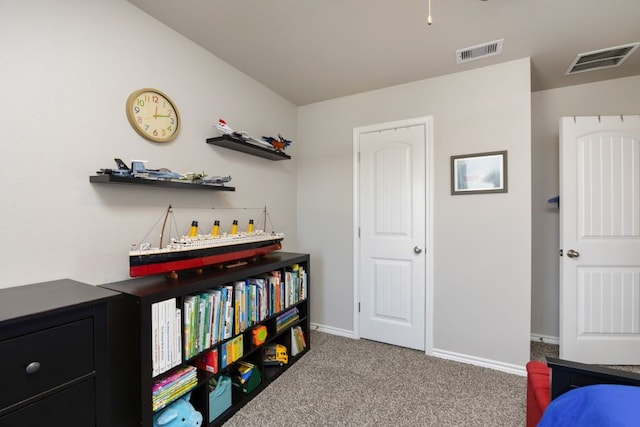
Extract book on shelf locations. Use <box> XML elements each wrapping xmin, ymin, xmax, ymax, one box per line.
<box><xmin>263</xmin><ymin>271</ymin><xmax>282</xmax><ymax>314</ymax></box>
<box><xmin>152</xmin><ymin>298</ymin><xmax>182</xmax><ymax>377</ymax></box>
<box><xmin>184</xmin><ymin>285</ymin><xmax>237</xmax><ymax>360</ymax></box>
<box><xmin>234</xmin><ymin>280</ymin><xmax>247</xmax><ymax>335</ymax></box>
<box><xmin>207</xmin><ymin>288</ymin><xmax>221</xmax><ymax>346</ymax></box>
<box><xmin>290</xmin><ymin>325</ymin><xmax>307</xmax><ymax>357</ymax></box>
<box><xmin>152</xmin><ymin>364</ymin><xmax>197</xmax><ymax>412</ymax></box>
<box><xmin>276</xmin><ymin>307</ymin><xmax>299</xmax><ymax>333</ymax></box>
<box><xmin>195</xmin><ymin>348</ymin><xmax>218</xmax><ymax>374</ymax></box>
<box><xmin>222</xmin><ymin>284</ymin><xmax>234</xmax><ymax>340</ymax></box>
<box><xmin>220</xmin><ymin>335</ymin><xmax>244</xmax><ymax>369</ymax></box>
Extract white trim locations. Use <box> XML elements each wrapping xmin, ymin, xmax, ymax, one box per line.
<box><xmin>431</xmin><ymin>348</ymin><xmax>527</xmax><ymax>377</ymax></box>
<box><xmin>531</xmin><ymin>333</ymin><xmax>560</xmax><ymax>345</ymax></box>
<box><xmin>311</xmin><ymin>322</ymin><xmax>355</xmax><ymax>339</ymax></box>
<box><xmin>352</xmin><ymin>127</ymin><xmax>360</xmax><ymax>340</ymax></box>
<box><xmin>352</xmin><ymin>116</ymin><xmax>434</xmax><ymax>352</ymax></box>
<box><xmin>424</xmin><ymin>118</ymin><xmax>434</xmax><ymax>355</ymax></box>
<box><xmin>310</xmin><ymin>326</ymin><xmax>526</xmax><ymax>376</ymax></box>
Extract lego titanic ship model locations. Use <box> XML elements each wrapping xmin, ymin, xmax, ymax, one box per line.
<box><xmin>129</xmin><ymin>206</ymin><xmax>284</xmax><ymax>277</ymax></box>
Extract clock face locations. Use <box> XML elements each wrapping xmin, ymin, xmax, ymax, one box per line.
<box><xmin>126</xmin><ymin>88</ymin><xmax>180</xmax><ymax>142</ymax></box>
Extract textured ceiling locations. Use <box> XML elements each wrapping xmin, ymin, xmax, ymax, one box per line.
<box><xmin>127</xmin><ymin>0</ymin><xmax>640</xmax><ymax>106</ymax></box>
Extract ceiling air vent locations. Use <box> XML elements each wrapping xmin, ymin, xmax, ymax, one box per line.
<box><xmin>566</xmin><ymin>42</ymin><xmax>640</xmax><ymax>75</ymax></box>
<box><xmin>456</xmin><ymin>39</ymin><xmax>504</xmax><ymax>64</ymax></box>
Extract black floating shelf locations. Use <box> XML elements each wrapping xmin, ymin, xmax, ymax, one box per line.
<box><xmin>206</xmin><ymin>135</ymin><xmax>291</xmax><ymax>161</ymax></box>
<box><xmin>89</xmin><ymin>174</ymin><xmax>235</xmax><ymax>191</ymax></box>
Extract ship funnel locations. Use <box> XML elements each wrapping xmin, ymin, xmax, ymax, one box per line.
<box><xmin>189</xmin><ymin>221</ymin><xmax>198</xmax><ymax>237</ymax></box>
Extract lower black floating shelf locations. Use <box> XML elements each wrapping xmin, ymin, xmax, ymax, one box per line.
<box><xmin>89</xmin><ymin>174</ymin><xmax>236</xmax><ymax>191</ymax></box>
<box><xmin>207</xmin><ymin>135</ymin><xmax>291</xmax><ymax>161</ymax></box>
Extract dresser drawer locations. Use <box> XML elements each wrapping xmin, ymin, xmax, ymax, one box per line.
<box><xmin>0</xmin><ymin>378</ymin><xmax>95</xmax><ymax>427</ymax></box>
<box><xmin>0</xmin><ymin>318</ymin><xmax>94</xmax><ymax>410</ymax></box>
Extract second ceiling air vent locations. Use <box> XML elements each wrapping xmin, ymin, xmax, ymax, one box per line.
<box><xmin>456</xmin><ymin>39</ymin><xmax>504</xmax><ymax>64</ymax></box>
<box><xmin>566</xmin><ymin>42</ymin><xmax>640</xmax><ymax>75</ymax></box>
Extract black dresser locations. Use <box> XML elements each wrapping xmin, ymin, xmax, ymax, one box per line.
<box><xmin>0</xmin><ymin>279</ymin><xmax>118</xmax><ymax>427</ymax></box>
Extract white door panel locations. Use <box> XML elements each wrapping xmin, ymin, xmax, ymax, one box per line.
<box><xmin>560</xmin><ymin>115</ymin><xmax>640</xmax><ymax>364</ymax></box>
<box><xmin>356</xmin><ymin>120</ymin><xmax>429</xmax><ymax>351</ymax></box>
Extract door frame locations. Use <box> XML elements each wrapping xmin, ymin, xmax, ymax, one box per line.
<box><xmin>352</xmin><ymin>116</ymin><xmax>435</xmax><ymax>355</ymax></box>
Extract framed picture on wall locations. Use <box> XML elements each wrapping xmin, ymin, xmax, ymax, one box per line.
<box><xmin>451</xmin><ymin>150</ymin><xmax>508</xmax><ymax>195</ymax></box>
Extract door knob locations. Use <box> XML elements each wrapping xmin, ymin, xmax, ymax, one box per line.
<box><xmin>414</xmin><ymin>246</ymin><xmax>423</xmax><ymax>254</ymax></box>
<box><xmin>566</xmin><ymin>249</ymin><xmax>580</xmax><ymax>258</ymax></box>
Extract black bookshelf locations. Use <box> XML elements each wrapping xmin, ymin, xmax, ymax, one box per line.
<box><xmin>101</xmin><ymin>252</ymin><xmax>310</xmax><ymax>426</ymax></box>
<box><xmin>206</xmin><ymin>135</ymin><xmax>291</xmax><ymax>161</ymax></box>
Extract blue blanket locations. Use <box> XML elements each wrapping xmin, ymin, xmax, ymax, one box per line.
<box><xmin>538</xmin><ymin>384</ymin><xmax>640</xmax><ymax>426</ymax></box>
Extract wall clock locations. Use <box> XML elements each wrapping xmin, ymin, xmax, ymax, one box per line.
<box><xmin>126</xmin><ymin>88</ymin><xmax>180</xmax><ymax>142</ymax></box>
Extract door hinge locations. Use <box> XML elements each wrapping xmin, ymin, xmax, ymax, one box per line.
<box><xmin>358</xmin><ymin>227</ymin><xmax>360</xmax><ymax>238</ymax></box>
<box><xmin>357</xmin><ymin>152</ymin><xmax>360</xmax><ymax>163</ymax></box>
<box><xmin>358</xmin><ymin>302</ymin><xmax>361</xmax><ymax>313</ymax></box>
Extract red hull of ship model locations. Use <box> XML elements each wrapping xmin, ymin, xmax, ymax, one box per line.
<box><xmin>129</xmin><ymin>242</ymin><xmax>282</xmax><ymax>277</ymax></box>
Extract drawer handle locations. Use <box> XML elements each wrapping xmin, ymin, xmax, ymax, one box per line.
<box><xmin>25</xmin><ymin>361</ymin><xmax>41</xmax><ymax>375</ymax></box>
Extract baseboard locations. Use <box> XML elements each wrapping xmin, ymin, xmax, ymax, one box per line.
<box><xmin>530</xmin><ymin>333</ymin><xmax>559</xmax><ymax>345</ymax></box>
<box><xmin>431</xmin><ymin>348</ymin><xmax>527</xmax><ymax>377</ymax></box>
<box><xmin>310</xmin><ymin>322</ymin><xmax>355</xmax><ymax>339</ymax></box>
<box><xmin>311</xmin><ymin>324</ymin><xmax>527</xmax><ymax>376</ymax></box>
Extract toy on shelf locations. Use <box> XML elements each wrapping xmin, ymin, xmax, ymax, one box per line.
<box><xmin>152</xmin><ymin>392</ymin><xmax>203</xmax><ymax>427</ymax></box>
<box><xmin>214</xmin><ymin>119</ymin><xmax>274</xmax><ymax>149</ymax></box>
<box><xmin>252</xmin><ymin>325</ymin><xmax>268</xmax><ymax>346</ymax></box>
<box><xmin>261</xmin><ymin>134</ymin><xmax>291</xmax><ymax>152</ymax></box>
<box><xmin>96</xmin><ymin>158</ymin><xmax>232</xmax><ymax>185</ymax></box>
<box><xmin>263</xmin><ymin>343</ymin><xmax>288</xmax><ymax>366</ymax></box>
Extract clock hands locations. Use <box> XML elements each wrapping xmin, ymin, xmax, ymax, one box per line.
<box><xmin>149</xmin><ymin>106</ymin><xmax>172</xmax><ymax>119</ymax></box>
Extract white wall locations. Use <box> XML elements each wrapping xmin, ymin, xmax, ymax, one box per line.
<box><xmin>531</xmin><ymin>75</ymin><xmax>640</xmax><ymax>340</ymax></box>
<box><xmin>298</xmin><ymin>58</ymin><xmax>532</xmax><ymax>368</ymax></box>
<box><xmin>0</xmin><ymin>0</ymin><xmax>298</xmax><ymax>288</ymax></box>
<box><xmin>8</xmin><ymin>0</ymin><xmax>618</xmax><ymax>369</ymax></box>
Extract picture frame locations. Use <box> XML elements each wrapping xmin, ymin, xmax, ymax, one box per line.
<box><xmin>451</xmin><ymin>150</ymin><xmax>507</xmax><ymax>195</ymax></box>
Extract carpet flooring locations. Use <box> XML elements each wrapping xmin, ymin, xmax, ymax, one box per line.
<box><xmin>224</xmin><ymin>331</ymin><xmax>527</xmax><ymax>426</ymax></box>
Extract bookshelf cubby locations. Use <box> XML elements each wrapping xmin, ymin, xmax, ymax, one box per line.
<box><xmin>101</xmin><ymin>252</ymin><xmax>310</xmax><ymax>427</ymax></box>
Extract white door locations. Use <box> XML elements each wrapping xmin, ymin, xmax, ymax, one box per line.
<box><xmin>560</xmin><ymin>115</ymin><xmax>640</xmax><ymax>364</ymax></box>
<box><xmin>355</xmin><ymin>117</ymin><xmax>432</xmax><ymax>351</ymax></box>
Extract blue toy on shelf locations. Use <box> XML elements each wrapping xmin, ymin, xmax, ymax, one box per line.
<box><xmin>152</xmin><ymin>393</ymin><xmax>203</xmax><ymax>427</ymax></box>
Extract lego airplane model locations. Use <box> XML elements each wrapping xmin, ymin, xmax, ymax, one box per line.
<box><xmin>214</xmin><ymin>119</ymin><xmax>274</xmax><ymax>149</ymax></box>
<box><xmin>97</xmin><ymin>158</ymin><xmax>231</xmax><ymax>184</ymax></box>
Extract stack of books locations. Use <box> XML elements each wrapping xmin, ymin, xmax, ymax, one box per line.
<box><xmin>275</xmin><ymin>307</ymin><xmax>299</xmax><ymax>333</ymax></box>
<box><xmin>152</xmin><ymin>365</ymin><xmax>198</xmax><ymax>412</ymax></box>
<box><xmin>151</xmin><ymin>298</ymin><xmax>182</xmax><ymax>377</ymax></box>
